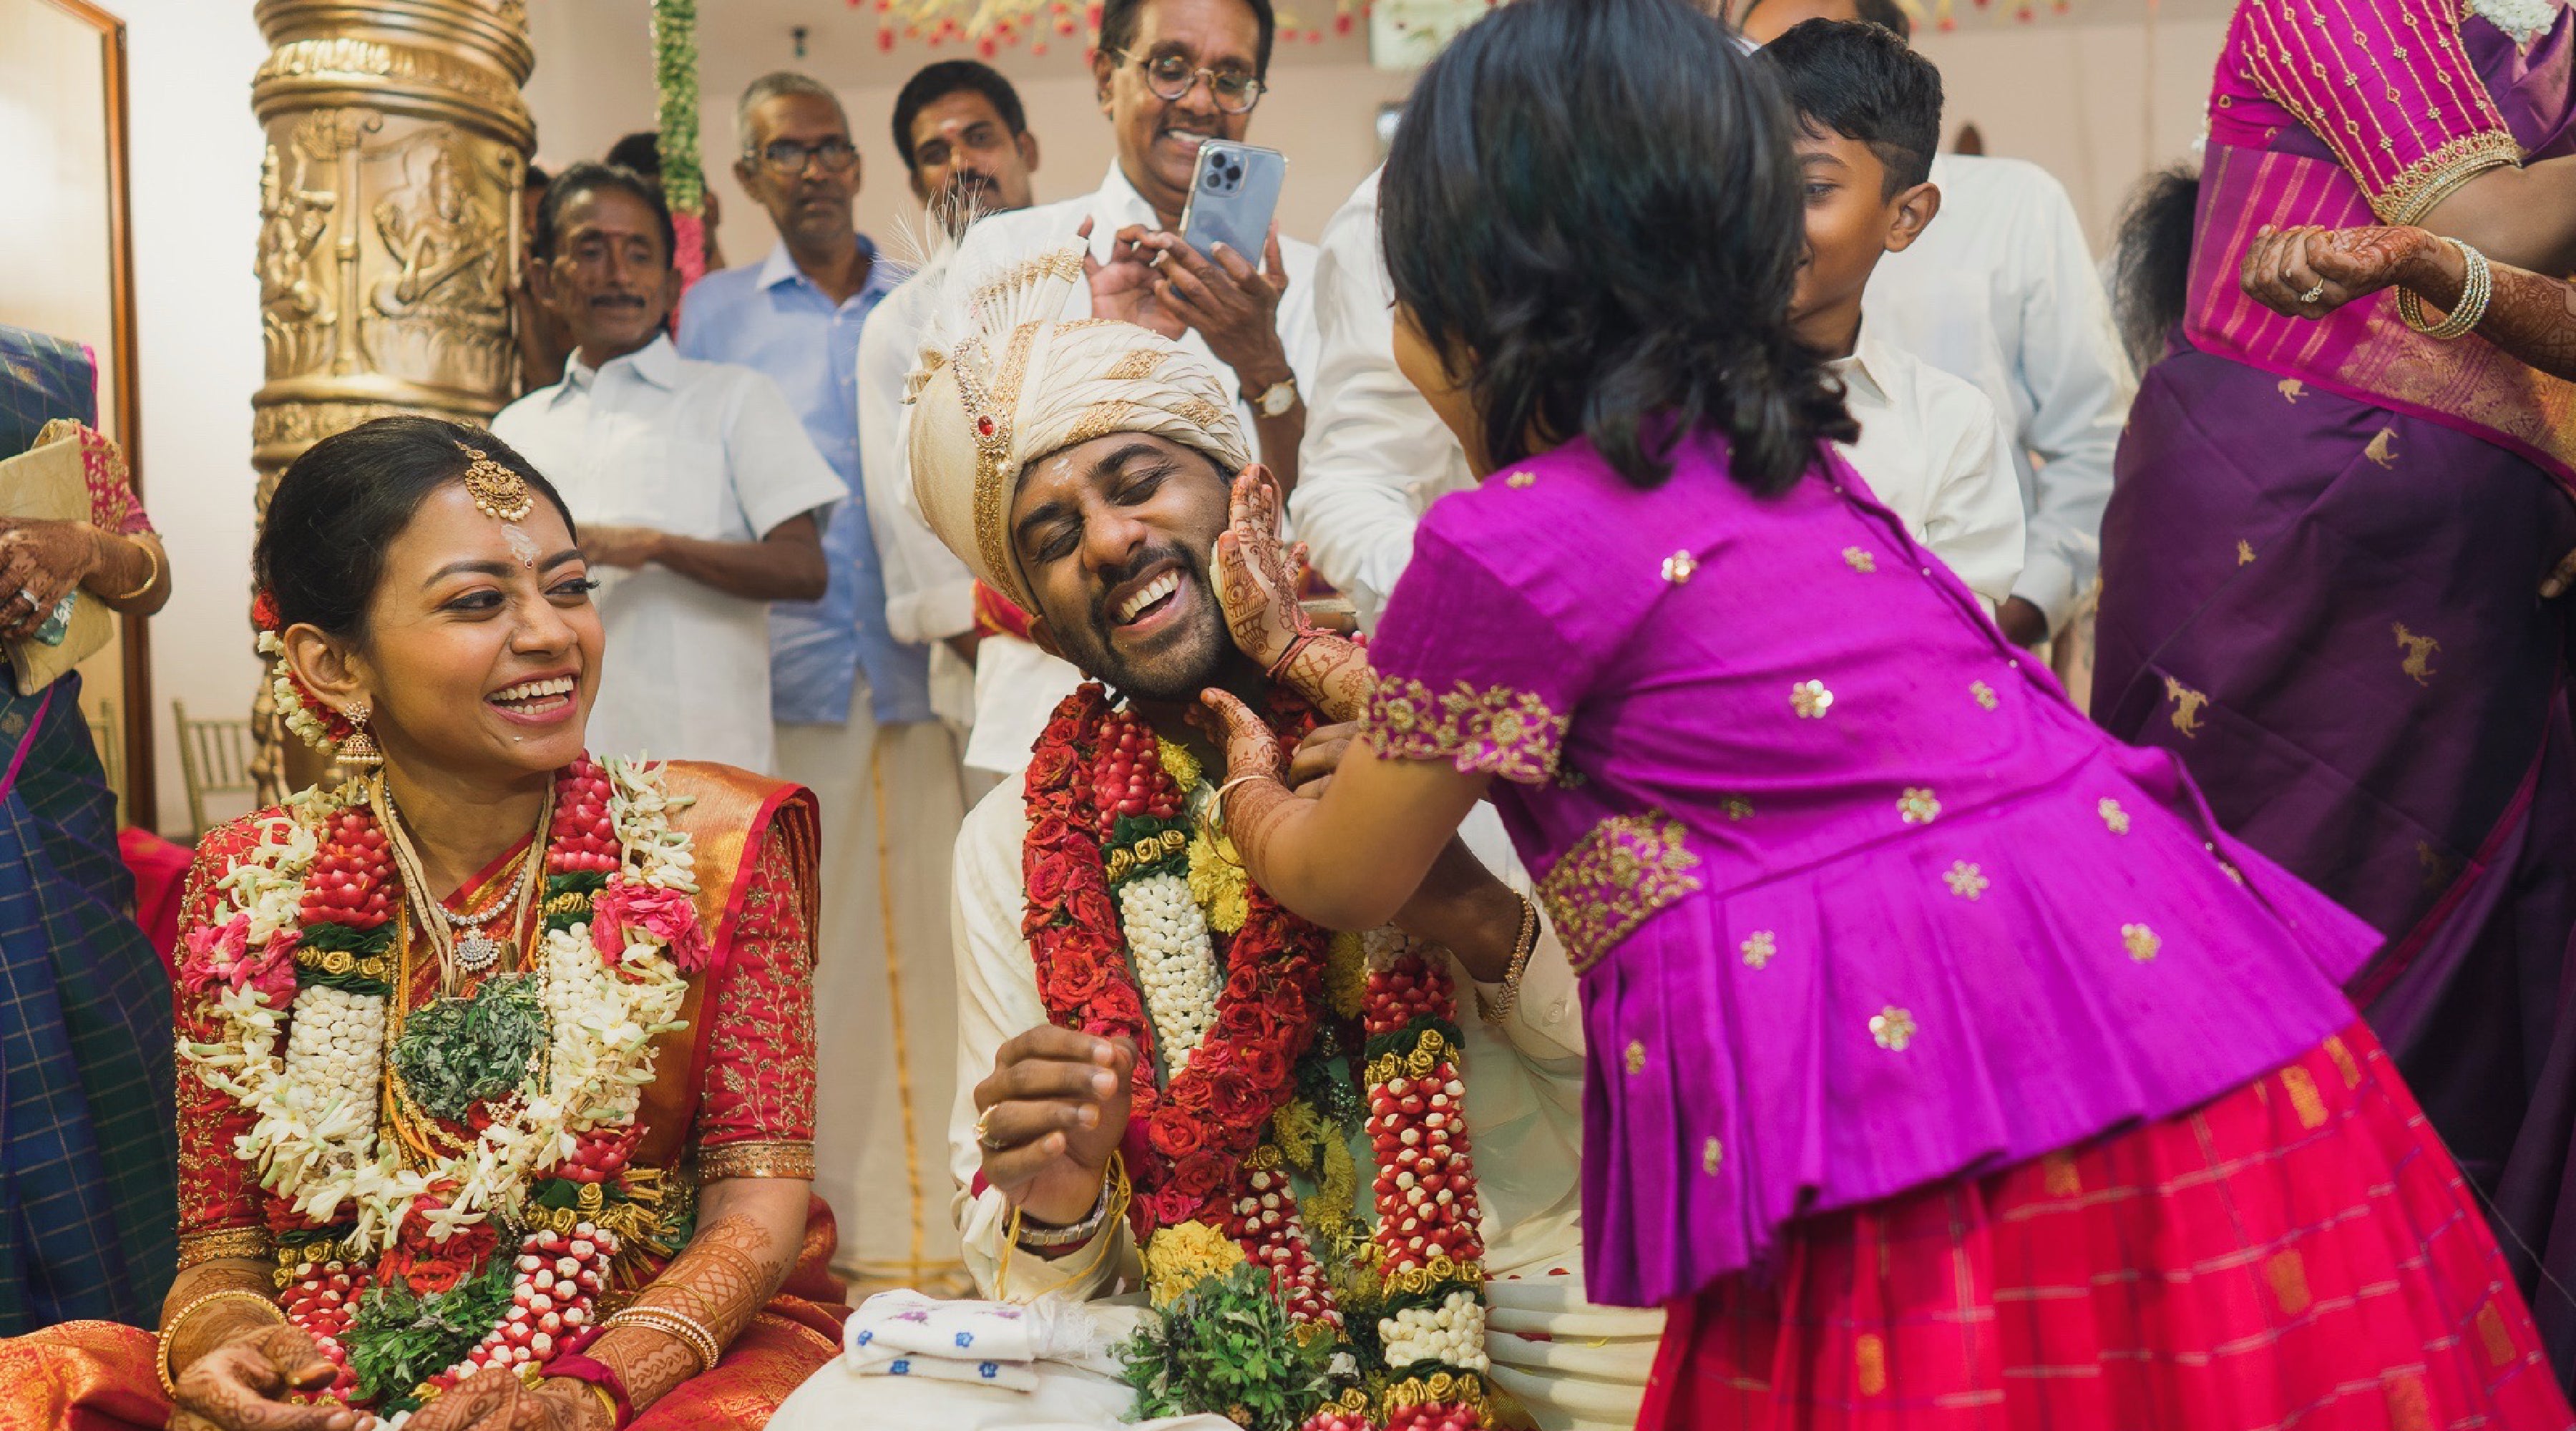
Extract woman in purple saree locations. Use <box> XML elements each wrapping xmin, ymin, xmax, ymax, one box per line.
<box><xmin>2094</xmin><ymin>0</ymin><xmax>2576</xmax><ymax>1379</ymax></box>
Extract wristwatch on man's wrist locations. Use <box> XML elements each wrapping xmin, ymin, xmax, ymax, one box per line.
<box><xmin>1252</xmin><ymin>374</ymin><xmax>1300</xmax><ymax>419</ymax></box>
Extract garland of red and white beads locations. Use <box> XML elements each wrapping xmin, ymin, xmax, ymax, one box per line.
<box><xmin>1354</xmin><ymin>933</ymin><xmax>1490</xmax><ymax>1431</ymax></box>
<box><xmin>454</xmin><ymin>1223</ymin><xmax>618</xmax><ymax>1377</ymax></box>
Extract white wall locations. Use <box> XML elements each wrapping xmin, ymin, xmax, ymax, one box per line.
<box><xmin>1918</xmin><ymin>12</ymin><xmax>2228</xmax><ymax>248</ymax></box>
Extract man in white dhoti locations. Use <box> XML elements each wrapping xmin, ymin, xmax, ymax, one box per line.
<box><xmin>769</xmin><ymin>247</ymin><xmax>1655</xmax><ymax>1431</ymax></box>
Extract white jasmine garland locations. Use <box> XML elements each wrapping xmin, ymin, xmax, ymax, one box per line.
<box><xmin>1119</xmin><ymin>870</ymin><xmax>1222</xmax><ymax>1063</ymax></box>
<box><xmin>259</xmin><ymin>631</ymin><xmax>336</xmax><ymax>752</ymax></box>
<box><xmin>1379</xmin><ymin>1289</ymin><xmax>1490</xmax><ymax>1374</ymax></box>
<box><xmin>177</xmin><ymin>757</ymin><xmax>699</xmax><ymax>1255</ymax></box>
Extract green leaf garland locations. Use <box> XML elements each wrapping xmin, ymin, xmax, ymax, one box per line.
<box><xmin>389</xmin><ymin>973</ymin><xmax>546</xmax><ymax>1124</ymax></box>
<box><xmin>346</xmin><ymin>1255</ymin><xmax>517</xmax><ymax>1412</ymax></box>
<box><xmin>650</xmin><ymin>0</ymin><xmax>704</xmax><ymax>216</ymax></box>
<box><xmin>1119</xmin><ymin>1263</ymin><xmax>1335</xmax><ymax>1430</ymax></box>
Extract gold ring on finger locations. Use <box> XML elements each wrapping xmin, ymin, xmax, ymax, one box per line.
<box><xmin>2298</xmin><ymin>282</ymin><xmax>2327</xmax><ymax>305</ymax></box>
<box><xmin>974</xmin><ymin>1107</ymin><xmax>1007</xmax><ymax>1152</ymax></box>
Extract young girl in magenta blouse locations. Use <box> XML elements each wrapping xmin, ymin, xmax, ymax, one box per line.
<box><xmin>1198</xmin><ymin>0</ymin><xmax>2576</xmax><ymax>1422</ymax></box>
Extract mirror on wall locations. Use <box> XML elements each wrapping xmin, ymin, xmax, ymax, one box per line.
<box><xmin>0</xmin><ymin>0</ymin><xmax>154</xmax><ymax>824</ymax></box>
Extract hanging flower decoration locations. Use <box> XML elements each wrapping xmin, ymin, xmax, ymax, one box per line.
<box><xmin>650</xmin><ymin>0</ymin><xmax>708</xmax><ymax>290</ymax></box>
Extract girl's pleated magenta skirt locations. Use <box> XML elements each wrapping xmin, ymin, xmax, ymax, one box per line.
<box><xmin>1641</xmin><ymin>1023</ymin><xmax>2575</xmax><ymax>1430</ymax></box>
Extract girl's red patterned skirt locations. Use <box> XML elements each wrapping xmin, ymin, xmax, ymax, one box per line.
<box><xmin>1642</xmin><ymin>1022</ymin><xmax>2575</xmax><ymax>1430</ymax></box>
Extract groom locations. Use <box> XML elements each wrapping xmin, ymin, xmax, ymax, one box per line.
<box><xmin>766</xmin><ymin>252</ymin><xmax>1656</xmax><ymax>1430</ymax></box>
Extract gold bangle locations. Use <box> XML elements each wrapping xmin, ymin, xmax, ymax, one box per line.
<box><xmin>157</xmin><ymin>1288</ymin><xmax>284</xmax><ymax>1399</ymax></box>
<box><xmin>602</xmin><ymin>1305</ymin><xmax>722</xmax><ymax>1374</ymax></box>
<box><xmin>2397</xmin><ymin>238</ymin><xmax>2493</xmax><ymax>341</ymax></box>
<box><xmin>1478</xmin><ymin>895</ymin><xmax>1543</xmax><ymax>1026</ymax></box>
<box><xmin>99</xmin><ymin>532</ymin><xmax>158</xmax><ymax>603</ymax></box>
<box><xmin>1211</xmin><ymin>773</ymin><xmax>1274</xmax><ymax>828</ymax></box>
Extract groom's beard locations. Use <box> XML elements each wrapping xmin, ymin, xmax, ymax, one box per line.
<box><xmin>1045</xmin><ymin>537</ymin><xmax>1234</xmax><ymax>703</ymax></box>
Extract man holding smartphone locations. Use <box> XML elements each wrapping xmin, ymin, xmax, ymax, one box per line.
<box><xmin>940</xmin><ymin>0</ymin><xmax>1319</xmax><ymax>786</ymax></box>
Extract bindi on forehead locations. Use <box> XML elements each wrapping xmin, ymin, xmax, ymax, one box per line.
<box><xmin>502</xmin><ymin>522</ymin><xmax>542</xmax><ymax>567</ymax></box>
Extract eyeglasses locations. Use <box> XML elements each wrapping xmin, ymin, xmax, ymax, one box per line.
<box><xmin>748</xmin><ymin>138</ymin><xmax>859</xmax><ymax>175</ymax></box>
<box><xmin>1116</xmin><ymin>52</ymin><xmax>1264</xmax><ymax>114</ymax></box>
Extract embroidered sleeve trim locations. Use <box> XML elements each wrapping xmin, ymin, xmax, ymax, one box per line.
<box><xmin>698</xmin><ymin>1139</ymin><xmax>818</xmax><ymax>1181</ymax></box>
<box><xmin>177</xmin><ymin>1226</ymin><xmax>275</xmax><ymax>1270</ymax></box>
<box><xmin>1364</xmin><ymin>676</ymin><xmax>1568</xmax><ymax>785</ymax></box>
<box><xmin>2379</xmin><ymin>130</ymin><xmax>2522</xmax><ymax>223</ymax></box>
<box><xmin>1536</xmin><ymin>810</ymin><xmax>1704</xmax><ymax>975</ymax></box>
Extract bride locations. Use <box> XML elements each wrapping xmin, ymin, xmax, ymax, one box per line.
<box><xmin>0</xmin><ymin>416</ymin><xmax>844</xmax><ymax>1431</ymax></box>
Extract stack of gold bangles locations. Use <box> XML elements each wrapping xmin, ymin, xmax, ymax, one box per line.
<box><xmin>602</xmin><ymin>1304</ymin><xmax>723</xmax><ymax>1373</ymax></box>
<box><xmin>156</xmin><ymin>1287</ymin><xmax>286</xmax><ymax>1398</ymax></box>
<box><xmin>2398</xmin><ymin>236</ymin><xmax>2494</xmax><ymax>341</ymax></box>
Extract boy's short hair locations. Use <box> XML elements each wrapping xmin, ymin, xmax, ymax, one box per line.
<box><xmin>1759</xmin><ymin>18</ymin><xmax>1943</xmax><ymax>195</ymax></box>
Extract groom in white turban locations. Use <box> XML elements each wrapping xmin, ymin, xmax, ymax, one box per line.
<box><xmin>766</xmin><ymin>248</ymin><xmax>1657</xmax><ymax>1431</ymax></box>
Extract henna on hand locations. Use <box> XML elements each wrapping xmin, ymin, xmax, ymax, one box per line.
<box><xmin>583</xmin><ymin>1207</ymin><xmax>796</xmax><ymax>1417</ymax></box>
<box><xmin>401</xmin><ymin>1365</ymin><xmax>587</xmax><ymax>1431</ymax></box>
<box><xmin>1201</xmin><ymin>689</ymin><xmax>1299</xmax><ymax>879</ymax></box>
<box><xmin>1273</xmin><ymin>635</ymin><xmax>1374</xmax><ymax>726</ymax></box>
<box><xmin>170</xmin><ymin>1322</ymin><xmax>358</xmax><ymax>1431</ymax></box>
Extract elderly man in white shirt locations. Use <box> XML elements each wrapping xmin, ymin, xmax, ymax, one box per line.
<box><xmin>492</xmin><ymin>162</ymin><xmax>839</xmax><ymax>775</ymax></box>
<box><xmin>940</xmin><ymin>0</ymin><xmax>1320</xmax><ymax>781</ymax></box>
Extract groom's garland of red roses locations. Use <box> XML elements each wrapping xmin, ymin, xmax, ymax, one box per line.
<box><xmin>1023</xmin><ymin>682</ymin><xmax>1330</xmax><ymax>1237</ymax></box>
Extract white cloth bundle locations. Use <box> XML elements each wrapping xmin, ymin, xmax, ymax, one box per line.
<box><xmin>842</xmin><ymin>1289</ymin><xmax>1135</xmax><ymax>1393</ymax></box>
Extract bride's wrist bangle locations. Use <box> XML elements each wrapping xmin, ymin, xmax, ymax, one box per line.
<box><xmin>156</xmin><ymin>1288</ymin><xmax>285</xmax><ymax>1398</ymax></box>
<box><xmin>545</xmin><ymin>1354</ymin><xmax>634</xmax><ymax>1429</ymax></box>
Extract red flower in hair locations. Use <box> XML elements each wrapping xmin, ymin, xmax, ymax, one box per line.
<box><xmin>251</xmin><ymin>589</ymin><xmax>282</xmax><ymax>633</ymax></box>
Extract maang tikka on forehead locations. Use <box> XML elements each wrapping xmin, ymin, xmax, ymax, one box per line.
<box><xmin>456</xmin><ymin>443</ymin><xmax>535</xmax><ymax>523</ymax></box>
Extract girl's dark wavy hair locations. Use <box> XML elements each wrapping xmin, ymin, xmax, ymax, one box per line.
<box><xmin>1380</xmin><ymin>0</ymin><xmax>1854</xmax><ymax>495</ymax></box>
<box><xmin>258</xmin><ymin>416</ymin><xmax>575</xmax><ymax>639</ymax></box>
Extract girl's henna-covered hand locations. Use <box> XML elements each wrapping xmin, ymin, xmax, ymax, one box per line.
<box><xmin>167</xmin><ymin>1322</ymin><xmax>366</xmax><ymax>1431</ymax></box>
<box><xmin>1199</xmin><ymin>689</ymin><xmax>1299</xmax><ymax>877</ymax></box>
<box><xmin>1211</xmin><ymin>467</ymin><xmax>1375</xmax><ymax>721</ymax></box>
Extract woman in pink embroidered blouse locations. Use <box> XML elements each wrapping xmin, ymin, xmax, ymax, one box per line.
<box><xmin>2099</xmin><ymin>0</ymin><xmax>2576</xmax><ymax>1382</ymax></box>
<box><xmin>1201</xmin><ymin>0</ymin><xmax>2576</xmax><ymax>1423</ymax></box>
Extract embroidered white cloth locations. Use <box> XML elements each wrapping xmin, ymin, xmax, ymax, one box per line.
<box><xmin>843</xmin><ymin>1289</ymin><xmax>1130</xmax><ymax>1392</ymax></box>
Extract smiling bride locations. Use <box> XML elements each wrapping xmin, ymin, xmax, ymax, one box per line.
<box><xmin>0</xmin><ymin>416</ymin><xmax>846</xmax><ymax>1431</ymax></box>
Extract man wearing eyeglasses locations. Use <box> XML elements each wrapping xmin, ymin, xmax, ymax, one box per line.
<box><xmin>676</xmin><ymin>69</ymin><xmax>966</xmax><ymax>1294</ymax></box>
<box><xmin>942</xmin><ymin>0</ymin><xmax>1320</xmax><ymax>788</ymax></box>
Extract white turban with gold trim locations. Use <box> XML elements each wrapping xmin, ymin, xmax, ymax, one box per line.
<box><xmin>905</xmin><ymin>242</ymin><xmax>1253</xmax><ymax>613</ymax></box>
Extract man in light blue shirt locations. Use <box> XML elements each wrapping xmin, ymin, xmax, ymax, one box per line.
<box><xmin>676</xmin><ymin>69</ymin><xmax>967</xmax><ymax>1286</ymax></box>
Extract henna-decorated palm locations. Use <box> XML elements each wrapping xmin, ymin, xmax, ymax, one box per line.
<box><xmin>401</xmin><ymin>1364</ymin><xmax>589</xmax><ymax>1431</ymax></box>
<box><xmin>1211</xmin><ymin>465</ymin><xmax>1312</xmax><ymax>671</ymax></box>
<box><xmin>2243</xmin><ymin>223</ymin><xmax>2446</xmax><ymax>320</ymax></box>
<box><xmin>168</xmin><ymin>1323</ymin><xmax>367</xmax><ymax>1431</ymax></box>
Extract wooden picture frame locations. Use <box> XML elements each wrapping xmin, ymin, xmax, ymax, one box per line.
<box><xmin>4</xmin><ymin>0</ymin><xmax>155</xmax><ymax>822</ymax></box>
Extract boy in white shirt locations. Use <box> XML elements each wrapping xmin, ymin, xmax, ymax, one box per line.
<box><xmin>1761</xmin><ymin>19</ymin><xmax>2024</xmax><ymax>612</ymax></box>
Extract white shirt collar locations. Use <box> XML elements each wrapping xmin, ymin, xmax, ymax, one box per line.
<box><xmin>1829</xmin><ymin>326</ymin><xmax>1896</xmax><ymax>407</ymax></box>
<box><xmin>1092</xmin><ymin>160</ymin><xmax>1162</xmax><ymax>229</ymax></box>
<box><xmin>557</xmin><ymin>332</ymin><xmax>680</xmax><ymax>403</ymax></box>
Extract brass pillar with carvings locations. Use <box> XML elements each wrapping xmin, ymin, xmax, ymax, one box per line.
<box><xmin>248</xmin><ymin>0</ymin><xmax>533</xmax><ymax>798</ymax></box>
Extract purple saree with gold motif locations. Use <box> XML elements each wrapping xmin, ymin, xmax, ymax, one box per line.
<box><xmin>2094</xmin><ymin>0</ymin><xmax>2576</xmax><ymax>1380</ymax></box>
